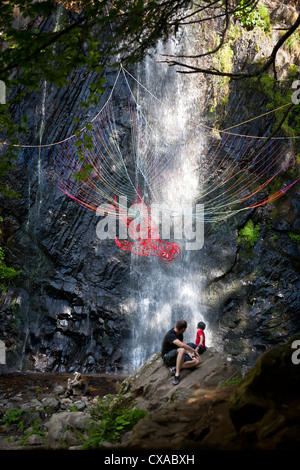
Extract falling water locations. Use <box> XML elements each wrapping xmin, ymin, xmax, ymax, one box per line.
<box><xmin>37</xmin><ymin>2</ymin><xmax>63</xmax><ymax>198</ymax></box>
<box><xmin>122</xmin><ymin>29</ymin><xmax>213</xmax><ymax>371</ymax></box>
<box><xmin>19</xmin><ymin>309</ymin><xmax>30</xmax><ymax>371</ymax></box>
<box><xmin>37</xmin><ymin>80</ymin><xmax>47</xmax><ymax>197</ymax></box>
<box><xmin>19</xmin><ymin>83</ymin><xmax>46</xmax><ymax>370</ymax></box>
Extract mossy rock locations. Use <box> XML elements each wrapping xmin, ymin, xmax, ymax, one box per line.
<box><xmin>229</xmin><ymin>333</ymin><xmax>300</xmax><ymax>430</ymax></box>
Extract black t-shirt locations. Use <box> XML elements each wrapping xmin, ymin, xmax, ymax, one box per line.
<box><xmin>161</xmin><ymin>328</ymin><xmax>183</xmax><ymax>356</ymax></box>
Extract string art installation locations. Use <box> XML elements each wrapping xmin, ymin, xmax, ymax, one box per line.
<box><xmin>111</xmin><ymin>191</ymin><xmax>181</xmax><ymax>265</ymax></box>
<box><xmin>6</xmin><ymin>66</ymin><xmax>300</xmax><ymax>265</ymax></box>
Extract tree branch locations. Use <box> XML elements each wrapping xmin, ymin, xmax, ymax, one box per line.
<box><xmin>172</xmin><ymin>0</ymin><xmax>259</xmax><ymax>26</ymax></box>
<box><xmin>159</xmin><ymin>12</ymin><xmax>300</xmax><ymax>80</ymax></box>
<box><xmin>161</xmin><ymin>0</ymin><xmax>231</xmax><ymax>60</ymax></box>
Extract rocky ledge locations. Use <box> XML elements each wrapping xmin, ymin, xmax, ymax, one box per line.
<box><xmin>1</xmin><ymin>335</ymin><xmax>300</xmax><ymax>450</ymax></box>
<box><xmin>118</xmin><ymin>335</ymin><xmax>300</xmax><ymax>450</ymax></box>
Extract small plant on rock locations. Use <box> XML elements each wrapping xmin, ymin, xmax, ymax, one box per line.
<box><xmin>238</xmin><ymin>220</ymin><xmax>260</xmax><ymax>247</ymax></box>
<box><xmin>83</xmin><ymin>393</ymin><xmax>147</xmax><ymax>449</ymax></box>
<box><xmin>18</xmin><ymin>419</ymin><xmax>45</xmax><ymax>446</ymax></box>
<box><xmin>289</xmin><ymin>232</ymin><xmax>300</xmax><ymax>244</ymax></box>
<box><xmin>1</xmin><ymin>408</ymin><xmax>25</xmax><ymax>426</ymax></box>
<box><xmin>235</xmin><ymin>1</ymin><xmax>271</xmax><ymax>32</ymax></box>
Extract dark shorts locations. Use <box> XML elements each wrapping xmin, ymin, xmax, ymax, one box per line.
<box><xmin>187</xmin><ymin>342</ymin><xmax>206</xmax><ymax>354</ymax></box>
<box><xmin>162</xmin><ymin>349</ymin><xmax>192</xmax><ymax>367</ymax></box>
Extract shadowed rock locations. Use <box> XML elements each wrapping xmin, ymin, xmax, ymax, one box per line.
<box><xmin>120</xmin><ymin>347</ymin><xmax>240</xmax><ymax>412</ymax></box>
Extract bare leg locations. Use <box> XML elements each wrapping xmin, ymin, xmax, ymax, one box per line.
<box><xmin>175</xmin><ymin>348</ymin><xmax>186</xmax><ymax>376</ymax></box>
<box><xmin>181</xmin><ymin>357</ymin><xmax>201</xmax><ymax>369</ymax></box>
<box><xmin>175</xmin><ymin>349</ymin><xmax>201</xmax><ymax>376</ymax></box>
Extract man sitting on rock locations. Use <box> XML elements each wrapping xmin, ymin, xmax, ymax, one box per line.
<box><xmin>161</xmin><ymin>320</ymin><xmax>201</xmax><ymax>385</ymax></box>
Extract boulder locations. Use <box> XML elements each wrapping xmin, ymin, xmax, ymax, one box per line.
<box><xmin>120</xmin><ymin>347</ymin><xmax>241</xmax><ymax>412</ymax></box>
<box><xmin>44</xmin><ymin>411</ymin><xmax>91</xmax><ymax>449</ymax></box>
<box><xmin>41</xmin><ymin>397</ymin><xmax>60</xmax><ymax>411</ymax></box>
<box><xmin>229</xmin><ymin>333</ymin><xmax>300</xmax><ymax>449</ymax></box>
<box><xmin>28</xmin><ymin>434</ymin><xmax>44</xmax><ymax>446</ymax></box>
<box><xmin>118</xmin><ymin>348</ymin><xmax>241</xmax><ymax>450</ymax></box>
<box><xmin>119</xmin><ymin>340</ymin><xmax>300</xmax><ymax>450</ymax></box>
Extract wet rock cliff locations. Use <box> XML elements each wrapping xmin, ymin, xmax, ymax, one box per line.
<box><xmin>0</xmin><ymin>10</ymin><xmax>132</xmax><ymax>372</ymax></box>
<box><xmin>0</xmin><ymin>1</ymin><xmax>299</xmax><ymax>373</ymax></box>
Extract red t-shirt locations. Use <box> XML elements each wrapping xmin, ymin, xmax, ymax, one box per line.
<box><xmin>195</xmin><ymin>329</ymin><xmax>205</xmax><ymax>348</ymax></box>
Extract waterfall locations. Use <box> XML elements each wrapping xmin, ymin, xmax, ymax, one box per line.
<box><xmin>19</xmin><ymin>80</ymin><xmax>46</xmax><ymax>371</ymax></box>
<box><xmin>122</xmin><ymin>29</ymin><xmax>213</xmax><ymax>372</ymax></box>
<box><xmin>37</xmin><ymin>80</ymin><xmax>47</xmax><ymax>196</ymax></box>
<box><xmin>37</xmin><ymin>2</ymin><xmax>63</xmax><ymax>196</ymax></box>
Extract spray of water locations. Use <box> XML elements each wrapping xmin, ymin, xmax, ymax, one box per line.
<box><xmin>122</xmin><ymin>31</ymin><xmax>213</xmax><ymax>372</ymax></box>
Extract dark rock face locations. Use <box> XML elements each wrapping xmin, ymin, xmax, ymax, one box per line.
<box><xmin>0</xmin><ymin>191</ymin><xmax>131</xmax><ymax>372</ymax></box>
<box><xmin>202</xmin><ymin>184</ymin><xmax>300</xmax><ymax>368</ymax></box>
<box><xmin>0</xmin><ymin>56</ymin><xmax>132</xmax><ymax>372</ymax></box>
